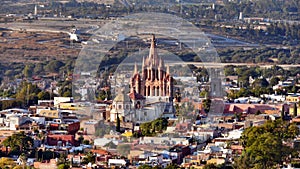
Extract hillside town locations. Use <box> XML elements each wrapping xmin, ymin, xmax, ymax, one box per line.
<box><xmin>0</xmin><ymin>33</ymin><xmax>300</xmax><ymax>169</ymax></box>
<box><xmin>0</xmin><ymin>0</ymin><xmax>300</xmax><ymax>169</ymax></box>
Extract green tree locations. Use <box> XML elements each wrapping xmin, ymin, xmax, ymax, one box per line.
<box><xmin>45</xmin><ymin>60</ymin><xmax>65</xmax><ymax>73</ymax></box>
<box><xmin>236</xmin><ymin>120</ymin><xmax>299</xmax><ymax>168</ymax></box>
<box><xmin>16</xmin><ymin>81</ymin><xmax>41</xmax><ymax>106</ymax></box>
<box><xmin>82</xmin><ymin>152</ymin><xmax>96</xmax><ymax>164</ymax></box>
<box><xmin>37</xmin><ymin>91</ymin><xmax>51</xmax><ymax>100</ymax></box>
<box><xmin>82</xmin><ymin>140</ymin><xmax>90</xmax><ymax>145</ymax></box>
<box><xmin>2</xmin><ymin>131</ymin><xmax>33</xmax><ymax>155</ymax></box>
<box><xmin>23</xmin><ymin>65</ymin><xmax>34</xmax><ymax>78</ymax></box>
<box><xmin>139</xmin><ymin>118</ymin><xmax>168</xmax><ymax>136</ymax></box>
<box><xmin>202</xmin><ymin>98</ymin><xmax>211</xmax><ymax>113</ymax></box>
<box><xmin>33</xmin><ymin>63</ymin><xmax>44</xmax><ymax>75</ymax></box>
<box><xmin>251</xmin><ymin>78</ymin><xmax>269</xmax><ymax>88</ymax></box>
<box><xmin>62</xmin><ymin>90</ymin><xmax>72</xmax><ymax>97</ymax></box>
<box><xmin>78</xmin><ymin>135</ymin><xmax>84</xmax><ymax>144</ymax></box>
<box><xmin>269</xmin><ymin>77</ymin><xmax>280</xmax><ymax>87</ymax></box>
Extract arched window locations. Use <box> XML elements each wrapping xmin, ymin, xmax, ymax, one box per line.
<box><xmin>118</xmin><ymin>105</ymin><xmax>122</xmax><ymax>109</ymax></box>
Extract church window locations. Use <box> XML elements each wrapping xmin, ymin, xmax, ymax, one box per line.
<box><xmin>118</xmin><ymin>105</ymin><xmax>122</xmax><ymax>109</ymax></box>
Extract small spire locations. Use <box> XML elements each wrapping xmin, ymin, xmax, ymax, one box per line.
<box><xmin>134</xmin><ymin>62</ymin><xmax>138</xmax><ymax>74</ymax></box>
<box><xmin>148</xmin><ymin>34</ymin><xmax>158</xmax><ymax>66</ymax></box>
<box><xmin>159</xmin><ymin>57</ymin><xmax>164</xmax><ymax>68</ymax></box>
<box><xmin>142</xmin><ymin>56</ymin><xmax>145</xmax><ymax>69</ymax></box>
<box><xmin>151</xmin><ymin>34</ymin><xmax>156</xmax><ymax>44</ymax></box>
<box><xmin>166</xmin><ymin>65</ymin><xmax>170</xmax><ymax>74</ymax></box>
<box><xmin>159</xmin><ymin>57</ymin><xmax>162</xmax><ymax>67</ymax></box>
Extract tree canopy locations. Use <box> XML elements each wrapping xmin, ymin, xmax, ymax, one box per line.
<box><xmin>2</xmin><ymin>131</ymin><xmax>33</xmax><ymax>155</ymax></box>
<box><xmin>235</xmin><ymin>119</ymin><xmax>299</xmax><ymax>169</ymax></box>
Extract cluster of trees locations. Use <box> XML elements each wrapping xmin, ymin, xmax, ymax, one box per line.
<box><xmin>57</xmin><ymin>80</ymin><xmax>72</xmax><ymax>97</ymax></box>
<box><xmin>1</xmin><ymin>60</ymin><xmax>72</xmax><ymax>81</ymax></box>
<box><xmin>191</xmin><ymin>64</ymin><xmax>300</xmax><ymax>99</ymax></box>
<box><xmin>0</xmin><ymin>72</ymin><xmax>74</xmax><ymax>109</ymax></box>
<box><xmin>136</xmin><ymin>118</ymin><xmax>169</xmax><ymax>137</ymax></box>
<box><xmin>97</xmin><ymin>89</ymin><xmax>112</xmax><ymax>101</ymax></box>
<box><xmin>219</xmin><ymin>47</ymin><xmax>300</xmax><ymax>64</ymax></box>
<box><xmin>234</xmin><ymin>119</ymin><xmax>299</xmax><ymax>168</ymax></box>
<box><xmin>202</xmin><ymin>99</ymin><xmax>212</xmax><ymax>113</ymax></box>
<box><xmin>2</xmin><ymin>131</ymin><xmax>33</xmax><ymax>155</ymax></box>
<box><xmin>0</xmin><ymin>100</ymin><xmax>23</xmax><ymax>111</ymax></box>
<box><xmin>266</xmin><ymin>23</ymin><xmax>300</xmax><ymax>44</ymax></box>
<box><xmin>224</xmin><ymin>65</ymin><xmax>300</xmax><ymax>99</ymax></box>
<box><xmin>0</xmin><ymin>81</ymin><xmax>54</xmax><ymax>109</ymax></box>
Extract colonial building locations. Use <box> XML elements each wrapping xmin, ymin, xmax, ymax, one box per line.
<box><xmin>110</xmin><ymin>35</ymin><xmax>175</xmax><ymax>123</ymax></box>
<box><xmin>130</xmin><ymin>34</ymin><xmax>173</xmax><ymax>101</ymax></box>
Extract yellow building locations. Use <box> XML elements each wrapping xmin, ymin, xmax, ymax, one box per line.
<box><xmin>286</xmin><ymin>95</ymin><xmax>299</xmax><ymax>103</ymax></box>
<box><xmin>37</xmin><ymin>108</ymin><xmax>60</xmax><ymax>118</ymax></box>
<box><xmin>59</xmin><ymin>103</ymin><xmax>82</xmax><ymax>110</ymax></box>
<box><xmin>289</xmin><ymin>106</ymin><xmax>300</xmax><ymax>116</ymax></box>
<box><xmin>206</xmin><ymin>158</ymin><xmax>225</xmax><ymax>165</ymax></box>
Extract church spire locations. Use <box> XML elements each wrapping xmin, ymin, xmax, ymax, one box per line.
<box><xmin>159</xmin><ymin>57</ymin><xmax>165</xmax><ymax>68</ymax></box>
<box><xmin>134</xmin><ymin>62</ymin><xmax>138</xmax><ymax>74</ymax></box>
<box><xmin>142</xmin><ymin>56</ymin><xmax>145</xmax><ymax>69</ymax></box>
<box><xmin>148</xmin><ymin>34</ymin><xmax>158</xmax><ymax>66</ymax></box>
<box><xmin>166</xmin><ymin>65</ymin><xmax>170</xmax><ymax>74</ymax></box>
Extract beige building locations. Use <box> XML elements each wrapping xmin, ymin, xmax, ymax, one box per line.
<box><xmin>37</xmin><ymin>108</ymin><xmax>61</xmax><ymax>118</ymax></box>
